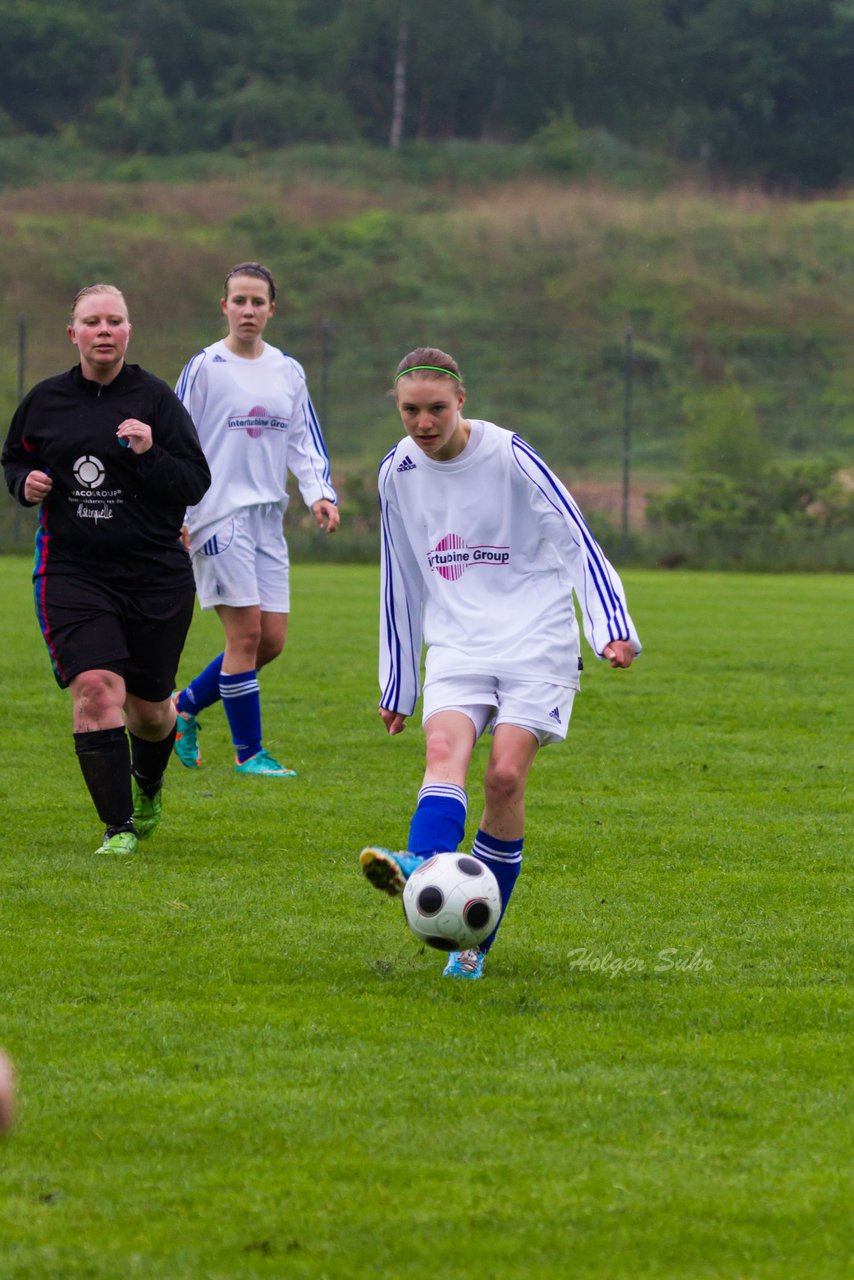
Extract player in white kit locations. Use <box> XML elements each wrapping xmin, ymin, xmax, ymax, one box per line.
<box><xmin>172</xmin><ymin>263</ymin><xmax>339</xmax><ymax>777</ymax></box>
<box><xmin>360</xmin><ymin>347</ymin><xmax>640</xmax><ymax>978</ymax></box>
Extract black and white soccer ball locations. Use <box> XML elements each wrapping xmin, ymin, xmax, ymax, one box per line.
<box><xmin>402</xmin><ymin>853</ymin><xmax>501</xmax><ymax>951</ymax></box>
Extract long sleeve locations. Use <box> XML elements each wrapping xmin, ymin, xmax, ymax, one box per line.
<box><xmin>2</xmin><ymin>395</ymin><xmax>40</xmax><ymax>505</ymax></box>
<box><xmin>511</xmin><ymin>435</ymin><xmax>641</xmax><ymax>659</ymax></box>
<box><xmin>130</xmin><ymin>382</ymin><xmax>211</xmax><ymax>509</ymax></box>
<box><xmin>285</xmin><ymin>379</ymin><xmax>337</xmax><ymax>510</ymax></box>
<box><xmin>378</xmin><ymin>452</ymin><xmax>425</xmax><ymax>715</ymax></box>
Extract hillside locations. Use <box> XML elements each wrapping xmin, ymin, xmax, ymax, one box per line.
<box><xmin>1</xmin><ymin>145</ymin><xmax>852</xmax><ymax>559</ymax></box>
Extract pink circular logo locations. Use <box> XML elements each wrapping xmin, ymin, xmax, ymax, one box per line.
<box><xmin>246</xmin><ymin>406</ymin><xmax>267</xmax><ymax>439</ymax></box>
<box><xmin>434</xmin><ymin>532</ymin><xmax>467</xmax><ymax>581</ymax></box>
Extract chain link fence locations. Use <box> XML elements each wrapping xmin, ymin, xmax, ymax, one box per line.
<box><xmin>3</xmin><ymin>320</ymin><xmax>852</xmax><ymax>568</ymax></box>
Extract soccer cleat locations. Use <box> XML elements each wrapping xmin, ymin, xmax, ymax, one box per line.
<box><xmin>443</xmin><ymin>950</ymin><xmax>485</xmax><ymax>980</ymax></box>
<box><xmin>359</xmin><ymin>846</ymin><xmax>422</xmax><ymax>898</ymax></box>
<box><xmin>132</xmin><ymin>778</ymin><xmax>162</xmax><ymax>841</ymax></box>
<box><xmin>94</xmin><ymin>828</ymin><xmax>138</xmax><ymax>857</ymax></box>
<box><xmin>234</xmin><ymin>749</ymin><xmax>297</xmax><ymax>778</ymax></box>
<box><xmin>173</xmin><ymin>693</ymin><xmax>201</xmax><ymax>768</ymax></box>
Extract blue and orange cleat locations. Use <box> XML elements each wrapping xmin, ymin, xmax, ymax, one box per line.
<box><xmin>173</xmin><ymin>693</ymin><xmax>202</xmax><ymax>769</ymax></box>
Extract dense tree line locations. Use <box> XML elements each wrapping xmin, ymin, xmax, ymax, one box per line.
<box><xmin>1</xmin><ymin>0</ymin><xmax>852</xmax><ymax>187</ymax></box>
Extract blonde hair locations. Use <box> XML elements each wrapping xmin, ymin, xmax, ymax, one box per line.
<box><xmin>70</xmin><ymin>284</ymin><xmax>128</xmax><ymax>322</ymax></box>
<box><xmin>394</xmin><ymin>347</ymin><xmax>465</xmax><ymax>394</ymax></box>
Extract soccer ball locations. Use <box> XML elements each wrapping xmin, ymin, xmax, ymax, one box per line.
<box><xmin>402</xmin><ymin>853</ymin><xmax>501</xmax><ymax>951</ymax></box>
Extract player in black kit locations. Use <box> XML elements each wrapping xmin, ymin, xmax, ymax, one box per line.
<box><xmin>2</xmin><ymin>284</ymin><xmax>210</xmax><ymax>855</ymax></box>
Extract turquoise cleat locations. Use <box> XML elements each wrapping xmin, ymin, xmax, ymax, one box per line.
<box><xmin>173</xmin><ymin>694</ymin><xmax>202</xmax><ymax>769</ymax></box>
<box><xmin>234</xmin><ymin>749</ymin><xmax>297</xmax><ymax>778</ymax></box>
<box><xmin>443</xmin><ymin>950</ymin><xmax>485</xmax><ymax>979</ymax></box>
<box><xmin>359</xmin><ymin>846</ymin><xmax>423</xmax><ymax>898</ymax></box>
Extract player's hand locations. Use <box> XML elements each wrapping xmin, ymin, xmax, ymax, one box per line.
<box><xmin>116</xmin><ymin>418</ymin><xmax>153</xmax><ymax>453</ymax></box>
<box><xmin>312</xmin><ymin>499</ymin><xmax>340</xmax><ymax>533</ymax></box>
<box><xmin>23</xmin><ymin>470</ymin><xmax>53</xmax><ymax>503</ymax></box>
<box><xmin>379</xmin><ymin>707</ymin><xmax>407</xmax><ymax>735</ymax></box>
<box><xmin>602</xmin><ymin>640</ymin><xmax>637</xmax><ymax>669</ymax></box>
<box><xmin>180</xmin><ymin>524</ymin><xmax>191</xmax><ymax>553</ymax></box>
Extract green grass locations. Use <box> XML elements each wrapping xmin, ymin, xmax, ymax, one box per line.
<box><xmin>0</xmin><ymin>559</ymin><xmax>851</xmax><ymax>1278</ymax></box>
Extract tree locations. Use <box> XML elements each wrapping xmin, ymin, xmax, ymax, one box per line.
<box><xmin>665</xmin><ymin>0</ymin><xmax>854</xmax><ymax>186</ymax></box>
<box><xmin>389</xmin><ymin>4</ymin><xmax>408</xmax><ymax>148</ymax></box>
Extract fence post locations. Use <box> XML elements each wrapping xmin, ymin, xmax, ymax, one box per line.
<box><xmin>320</xmin><ymin>319</ymin><xmax>331</xmax><ymax>430</ymax></box>
<box><xmin>13</xmin><ymin>314</ymin><xmax>27</xmax><ymax>545</ymax></box>
<box><xmin>621</xmin><ymin>325</ymin><xmax>634</xmax><ymax>554</ymax></box>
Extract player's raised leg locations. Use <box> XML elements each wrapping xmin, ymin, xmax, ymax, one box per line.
<box><xmin>360</xmin><ymin>709</ymin><xmax>475</xmax><ymax>896</ymax></box>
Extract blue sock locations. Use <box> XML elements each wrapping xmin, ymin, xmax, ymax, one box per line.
<box><xmin>220</xmin><ymin>670</ymin><xmax>262</xmax><ymax>762</ymax></box>
<box><xmin>407</xmin><ymin>784</ymin><xmax>467</xmax><ymax>856</ymax></box>
<box><xmin>471</xmin><ymin>829</ymin><xmax>523</xmax><ymax>952</ymax></box>
<box><xmin>177</xmin><ymin>654</ymin><xmax>224</xmax><ymax>715</ymax></box>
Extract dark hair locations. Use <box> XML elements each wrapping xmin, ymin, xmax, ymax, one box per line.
<box><xmin>223</xmin><ymin>262</ymin><xmax>277</xmax><ymax>303</ymax></box>
<box><xmin>393</xmin><ymin>347</ymin><xmax>465</xmax><ymax>394</ymax></box>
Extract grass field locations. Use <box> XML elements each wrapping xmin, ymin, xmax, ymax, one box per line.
<box><xmin>0</xmin><ymin>558</ymin><xmax>850</xmax><ymax>1279</ymax></box>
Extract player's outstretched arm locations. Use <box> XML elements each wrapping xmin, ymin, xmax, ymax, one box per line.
<box><xmin>602</xmin><ymin>640</ymin><xmax>637</xmax><ymax>668</ymax></box>
<box><xmin>379</xmin><ymin>707</ymin><xmax>408</xmax><ymax>736</ymax></box>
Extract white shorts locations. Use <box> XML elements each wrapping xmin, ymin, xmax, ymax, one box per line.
<box><xmin>191</xmin><ymin>505</ymin><xmax>290</xmax><ymax>612</ymax></box>
<box><xmin>421</xmin><ymin>672</ymin><xmax>575</xmax><ymax>747</ymax></box>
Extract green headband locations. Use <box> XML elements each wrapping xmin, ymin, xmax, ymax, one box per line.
<box><xmin>395</xmin><ymin>365</ymin><xmax>462</xmax><ymax>383</ymax></box>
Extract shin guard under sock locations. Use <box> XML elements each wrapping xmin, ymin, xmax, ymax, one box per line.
<box><xmin>129</xmin><ymin>723</ymin><xmax>178</xmax><ymax>797</ymax></box>
<box><xmin>407</xmin><ymin>784</ymin><xmax>467</xmax><ymax>856</ymax></box>
<box><xmin>74</xmin><ymin>727</ymin><xmax>133</xmax><ymax>828</ymax></box>
<box><xmin>471</xmin><ymin>829</ymin><xmax>523</xmax><ymax>952</ymax></box>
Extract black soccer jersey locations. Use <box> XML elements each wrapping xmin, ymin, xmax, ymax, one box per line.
<box><xmin>2</xmin><ymin>363</ymin><xmax>211</xmax><ymax>581</ymax></box>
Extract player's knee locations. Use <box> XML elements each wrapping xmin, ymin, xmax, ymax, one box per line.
<box><xmin>484</xmin><ymin>758</ymin><xmax>526</xmax><ymax>806</ymax></box>
<box><xmin>72</xmin><ymin>669</ymin><xmax>122</xmax><ymax>717</ymax></box>
<box><xmin>424</xmin><ymin>727</ymin><xmax>463</xmax><ymax>773</ymax></box>
<box><xmin>228</xmin><ymin>629</ymin><xmax>262</xmax><ymax>668</ymax></box>
<box><xmin>256</xmin><ymin>636</ymin><xmax>285</xmax><ymax>668</ymax></box>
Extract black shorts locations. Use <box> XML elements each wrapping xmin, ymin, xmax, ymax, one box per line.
<box><xmin>35</xmin><ymin>570</ymin><xmax>196</xmax><ymax>701</ymax></box>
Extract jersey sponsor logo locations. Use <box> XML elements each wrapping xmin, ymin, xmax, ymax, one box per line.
<box><xmin>227</xmin><ymin>405</ymin><xmax>289</xmax><ymax>439</ymax></box>
<box><xmin>212</xmin><ymin>354</ymin><xmax>227</xmax><ymax>362</ymax></box>
<box><xmin>425</xmin><ymin>532</ymin><xmax>511</xmax><ymax>581</ymax></box>
<box><xmin>76</xmin><ymin>502</ymin><xmax>114</xmax><ymax>524</ymax></box>
<box><xmin>73</xmin><ymin>455</ymin><xmax>105</xmax><ymax>488</ymax></box>
<box><xmin>396</xmin><ymin>455</ymin><xmax>416</xmax><ymax>473</ymax></box>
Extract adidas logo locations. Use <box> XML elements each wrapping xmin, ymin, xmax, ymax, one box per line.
<box><xmin>212</xmin><ymin>354</ymin><xmax>227</xmax><ymax>363</ymax></box>
<box><xmin>548</xmin><ymin>706</ymin><xmax>561</xmax><ymax>724</ymax></box>
<box><xmin>397</xmin><ymin>455</ymin><xmax>416</xmax><ymax>473</ymax></box>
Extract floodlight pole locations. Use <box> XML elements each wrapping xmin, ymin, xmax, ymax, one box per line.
<box><xmin>622</xmin><ymin>326</ymin><xmax>634</xmax><ymax>553</ymax></box>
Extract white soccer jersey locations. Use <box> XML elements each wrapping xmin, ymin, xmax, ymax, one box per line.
<box><xmin>378</xmin><ymin>420</ymin><xmax>641</xmax><ymax>716</ymax></box>
<box><xmin>175</xmin><ymin>339</ymin><xmax>337</xmax><ymax>553</ymax></box>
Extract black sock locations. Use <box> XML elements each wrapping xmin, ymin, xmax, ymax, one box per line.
<box><xmin>74</xmin><ymin>727</ymin><xmax>133</xmax><ymax>828</ymax></box>
<box><xmin>129</xmin><ymin>724</ymin><xmax>178</xmax><ymax>797</ymax></box>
